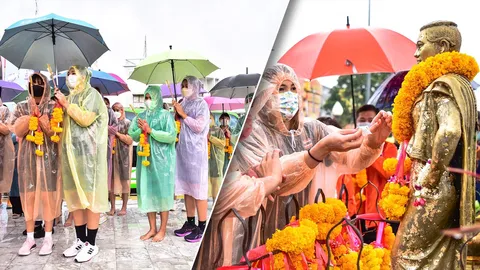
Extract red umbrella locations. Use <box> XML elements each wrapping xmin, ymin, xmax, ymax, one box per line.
<box><xmin>279</xmin><ymin>20</ymin><xmax>417</xmax><ymax>125</ymax></box>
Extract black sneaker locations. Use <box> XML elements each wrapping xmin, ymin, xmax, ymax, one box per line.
<box><xmin>174</xmin><ymin>222</ymin><xmax>196</xmax><ymax>237</ymax></box>
<box><xmin>184</xmin><ymin>226</ymin><xmax>203</xmax><ymax>243</ymax></box>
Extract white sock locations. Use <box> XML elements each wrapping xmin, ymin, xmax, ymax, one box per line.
<box><xmin>45</xmin><ymin>231</ymin><xmax>52</xmax><ymax>239</ymax></box>
<box><xmin>27</xmin><ymin>232</ymin><xmax>34</xmax><ymax>240</ymax></box>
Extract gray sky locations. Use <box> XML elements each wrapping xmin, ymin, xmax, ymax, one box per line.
<box><xmin>269</xmin><ymin>0</ymin><xmax>480</xmax><ymax>87</ymax></box>
<box><xmin>0</xmin><ymin>0</ymin><xmax>289</xmax><ymax>103</ymax></box>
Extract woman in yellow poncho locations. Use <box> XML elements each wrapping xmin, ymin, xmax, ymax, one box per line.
<box><xmin>54</xmin><ymin>65</ymin><xmax>108</xmax><ymax>263</ymax></box>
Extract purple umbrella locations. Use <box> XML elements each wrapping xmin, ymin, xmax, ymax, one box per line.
<box><xmin>0</xmin><ymin>80</ymin><xmax>24</xmax><ymax>102</ymax></box>
<box><xmin>160</xmin><ymin>82</ymin><xmax>206</xmax><ymax>98</ymax></box>
<box><xmin>368</xmin><ymin>70</ymin><xmax>480</xmax><ymax>111</ymax></box>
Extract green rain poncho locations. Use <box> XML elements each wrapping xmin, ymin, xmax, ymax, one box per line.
<box><xmin>128</xmin><ymin>86</ymin><xmax>177</xmax><ymax>213</ymax></box>
<box><xmin>61</xmin><ymin>66</ymin><xmax>109</xmax><ymax>213</ymax></box>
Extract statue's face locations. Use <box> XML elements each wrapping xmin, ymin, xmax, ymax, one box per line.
<box><xmin>414</xmin><ymin>30</ymin><xmax>440</xmax><ymax>63</ymax></box>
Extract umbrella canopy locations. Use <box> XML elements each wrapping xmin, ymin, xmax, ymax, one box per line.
<box><xmin>369</xmin><ymin>70</ymin><xmax>480</xmax><ymax>111</ymax></box>
<box><xmin>209</xmin><ymin>73</ymin><xmax>260</xmax><ymax>98</ymax></box>
<box><xmin>160</xmin><ymin>82</ymin><xmax>206</xmax><ymax>98</ymax></box>
<box><xmin>50</xmin><ymin>69</ymin><xmax>129</xmax><ymax>95</ymax></box>
<box><xmin>0</xmin><ymin>80</ymin><xmax>24</xmax><ymax>102</ymax></box>
<box><xmin>204</xmin><ymin>96</ymin><xmax>244</xmax><ymax>111</ymax></box>
<box><xmin>278</xmin><ymin>27</ymin><xmax>416</xmax><ymax>79</ymax></box>
<box><xmin>0</xmin><ymin>13</ymin><xmax>109</xmax><ymax>71</ymax></box>
<box><xmin>128</xmin><ymin>46</ymin><xmax>219</xmax><ymax>98</ymax></box>
<box><xmin>279</xmin><ymin>26</ymin><xmax>416</xmax><ymax>126</ymax></box>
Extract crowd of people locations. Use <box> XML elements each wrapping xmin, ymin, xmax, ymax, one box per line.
<box><xmin>0</xmin><ymin>66</ymin><xmax>247</xmax><ymax>263</ymax></box>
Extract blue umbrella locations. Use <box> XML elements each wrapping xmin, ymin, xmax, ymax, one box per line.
<box><xmin>0</xmin><ymin>80</ymin><xmax>24</xmax><ymax>102</ymax></box>
<box><xmin>368</xmin><ymin>70</ymin><xmax>479</xmax><ymax>111</ymax></box>
<box><xmin>0</xmin><ymin>13</ymin><xmax>108</xmax><ymax>72</ymax></box>
<box><xmin>50</xmin><ymin>69</ymin><xmax>129</xmax><ymax>96</ymax></box>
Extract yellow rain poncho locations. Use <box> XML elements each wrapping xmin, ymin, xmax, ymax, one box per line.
<box><xmin>61</xmin><ymin>66</ymin><xmax>108</xmax><ymax>213</ymax></box>
<box><xmin>9</xmin><ymin>73</ymin><xmax>62</xmax><ymax>222</ymax></box>
<box><xmin>208</xmin><ymin>115</ymin><xmax>225</xmax><ymax>199</ymax></box>
<box><xmin>0</xmin><ymin>99</ymin><xmax>14</xmax><ymax>193</ymax></box>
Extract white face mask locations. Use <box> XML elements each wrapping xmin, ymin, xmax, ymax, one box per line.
<box><xmin>357</xmin><ymin>121</ymin><xmax>370</xmax><ymax>128</ymax></box>
<box><xmin>114</xmin><ymin>111</ymin><xmax>121</xmax><ymax>119</ymax></box>
<box><xmin>278</xmin><ymin>91</ymin><xmax>299</xmax><ymax>120</ymax></box>
<box><xmin>144</xmin><ymin>100</ymin><xmax>152</xmax><ymax>109</ymax></box>
<box><xmin>67</xmin><ymin>75</ymin><xmax>78</xmax><ymax>88</ymax></box>
<box><xmin>181</xmin><ymin>87</ymin><xmax>193</xmax><ymax>98</ymax></box>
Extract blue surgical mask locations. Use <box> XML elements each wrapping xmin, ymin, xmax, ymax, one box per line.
<box><xmin>278</xmin><ymin>91</ymin><xmax>299</xmax><ymax>120</ymax></box>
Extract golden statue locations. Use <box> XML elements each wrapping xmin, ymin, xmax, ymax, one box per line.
<box><xmin>391</xmin><ymin>21</ymin><xmax>477</xmax><ymax>269</ymax></box>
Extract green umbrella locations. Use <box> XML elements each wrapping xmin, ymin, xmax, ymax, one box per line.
<box><xmin>128</xmin><ymin>45</ymin><xmax>219</xmax><ymax>99</ymax></box>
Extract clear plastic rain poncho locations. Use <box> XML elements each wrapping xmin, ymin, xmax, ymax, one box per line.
<box><xmin>112</xmin><ymin>104</ymin><xmax>133</xmax><ymax>195</ymax></box>
<box><xmin>9</xmin><ymin>73</ymin><xmax>62</xmax><ymax>222</ymax></box>
<box><xmin>128</xmin><ymin>86</ymin><xmax>177</xmax><ymax>213</ymax></box>
<box><xmin>208</xmin><ymin>114</ymin><xmax>225</xmax><ymax>199</ymax></box>
<box><xmin>175</xmin><ymin>76</ymin><xmax>210</xmax><ymax>200</ymax></box>
<box><xmin>61</xmin><ymin>66</ymin><xmax>109</xmax><ymax>213</ymax></box>
<box><xmin>0</xmin><ymin>99</ymin><xmax>14</xmax><ymax>193</ymax></box>
<box><xmin>195</xmin><ymin>64</ymin><xmax>383</xmax><ymax>268</ymax></box>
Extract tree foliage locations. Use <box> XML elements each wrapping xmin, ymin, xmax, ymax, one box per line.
<box><xmin>323</xmin><ymin>73</ymin><xmax>391</xmax><ymax>127</ymax></box>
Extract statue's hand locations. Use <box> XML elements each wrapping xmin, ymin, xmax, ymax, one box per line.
<box><xmin>423</xmin><ymin>168</ymin><xmax>442</xmax><ymax>189</ymax></box>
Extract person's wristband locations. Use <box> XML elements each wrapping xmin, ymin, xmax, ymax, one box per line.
<box><xmin>307</xmin><ymin>149</ymin><xmax>323</xmax><ymax>163</ymax></box>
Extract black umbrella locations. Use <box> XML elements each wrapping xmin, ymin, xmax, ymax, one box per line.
<box><xmin>209</xmin><ymin>73</ymin><xmax>260</xmax><ymax>99</ymax></box>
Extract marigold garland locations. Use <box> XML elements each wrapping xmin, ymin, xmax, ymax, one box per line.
<box><xmin>27</xmin><ymin>116</ymin><xmax>45</xmax><ymax>156</ymax></box>
<box><xmin>361</xmin><ymin>244</ymin><xmax>385</xmax><ymax>270</ymax></box>
<box><xmin>299</xmin><ymin>198</ymin><xmax>346</xmax><ymax>241</ymax></box>
<box><xmin>392</xmin><ymin>51</ymin><xmax>479</xmax><ymax>142</ymax></box>
<box><xmin>382</xmin><ymin>224</ymin><xmax>395</xmax><ymax>250</ymax></box>
<box><xmin>352</xmin><ymin>169</ymin><xmax>368</xmax><ymax>188</ymax></box>
<box><xmin>207</xmin><ymin>141</ymin><xmax>211</xmax><ymax>159</ymax></box>
<box><xmin>175</xmin><ymin>120</ymin><xmax>181</xmax><ymax>142</ymax></box>
<box><xmin>266</xmin><ymin>219</ymin><xmax>318</xmax><ymax>270</ymax></box>
<box><xmin>383</xmin><ymin>157</ymin><xmax>412</xmax><ymax>178</ymax></box>
<box><xmin>50</xmin><ymin>106</ymin><xmax>63</xmax><ymax>143</ymax></box>
<box><xmin>138</xmin><ymin>132</ymin><xmax>151</xmax><ymax>167</ymax></box>
<box><xmin>379</xmin><ymin>182</ymin><xmax>410</xmax><ymax>220</ymax></box>
<box><xmin>112</xmin><ymin>138</ymin><xmax>116</xmax><ymax>155</ymax></box>
<box><xmin>335</xmin><ymin>251</ymin><xmax>360</xmax><ymax>270</ymax></box>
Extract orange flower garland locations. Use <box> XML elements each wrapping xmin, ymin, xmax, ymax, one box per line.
<box><xmin>266</xmin><ymin>219</ymin><xmax>318</xmax><ymax>270</ymax></box>
<box><xmin>379</xmin><ymin>182</ymin><xmax>410</xmax><ymax>220</ymax></box>
<box><xmin>112</xmin><ymin>138</ymin><xmax>116</xmax><ymax>155</ymax></box>
<box><xmin>138</xmin><ymin>132</ymin><xmax>150</xmax><ymax>167</ymax></box>
<box><xmin>383</xmin><ymin>157</ymin><xmax>412</xmax><ymax>178</ymax></box>
<box><xmin>175</xmin><ymin>120</ymin><xmax>181</xmax><ymax>142</ymax></box>
<box><xmin>26</xmin><ymin>116</ymin><xmax>44</xmax><ymax>156</ymax></box>
<box><xmin>353</xmin><ymin>169</ymin><xmax>368</xmax><ymax>188</ymax></box>
<box><xmin>392</xmin><ymin>51</ymin><xmax>479</xmax><ymax>142</ymax></box>
<box><xmin>50</xmin><ymin>106</ymin><xmax>63</xmax><ymax>143</ymax></box>
<box><xmin>299</xmin><ymin>198</ymin><xmax>347</xmax><ymax>241</ymax></box>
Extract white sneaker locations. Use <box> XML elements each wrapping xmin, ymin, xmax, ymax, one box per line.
<box><xmin>18</xmin><ymin>238</ymin><xmax>36</xmax><ymax>256</ymax></box>
<box><xmin>63</xmin><ymin>238</ymin><xmax>85</xmax><ymax>258</ymax></box>
<box><xmin>39</xmin><ymin>237</ymin><xmax>54</xmax><ymax>256</ymax></box>
<box><xmin>74</xmin><ymin>242</ymin><xmax>98</xmax><ymax>263</ymax></box>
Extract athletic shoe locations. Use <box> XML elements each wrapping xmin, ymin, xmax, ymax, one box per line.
<box><xmin>184</xmin><ymin>226</ymin><xmax>203</xmax><ymax>243</ymax></box>
<box><xmin>74</xmin><ymin>242</ymin><xmax>99</xmax><ymax>263</ymax></box>
<box><xmin>63</xmin><ymin>238</ymin><xmax>85</xmax><ymax>258</ymax></box>
<box><xmin>39</xmin><ymin>237</ymin><xmax>54</xmax><ymax>256</ymax></box>
<box><xmin>18</xmin><ymin>238</ymin><xmax>36</xmax><ymax>256</ymax></box>
<box><xmin>174</xmin><ymin>221</ymin><xmax>196</xmax><ymax>237</ymax></box>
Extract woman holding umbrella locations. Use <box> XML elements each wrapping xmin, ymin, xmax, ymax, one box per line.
<box><xmin>173</xmin><ymin>76</ymin><xmax>210</xmax><ymax>243</ymax></box>
<box><xmin>54</xmin><ymin>66</ymin><xmax>108</xmax><ymax>263</ymax></box>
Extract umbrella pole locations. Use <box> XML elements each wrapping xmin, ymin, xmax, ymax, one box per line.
<box><xmin>222</xmin><ymin>103</ymin><xmax>224</xmax><ymax>112</ymax></box>
<box><xmin>169</xmin><ymin>46</ymin><xmax>177</xmax><ymax>101</ymax></box>
<box><xmin>350</xmin><ymin>74</ymin><xmax>357</xmax><ymax>128</ymax></box>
